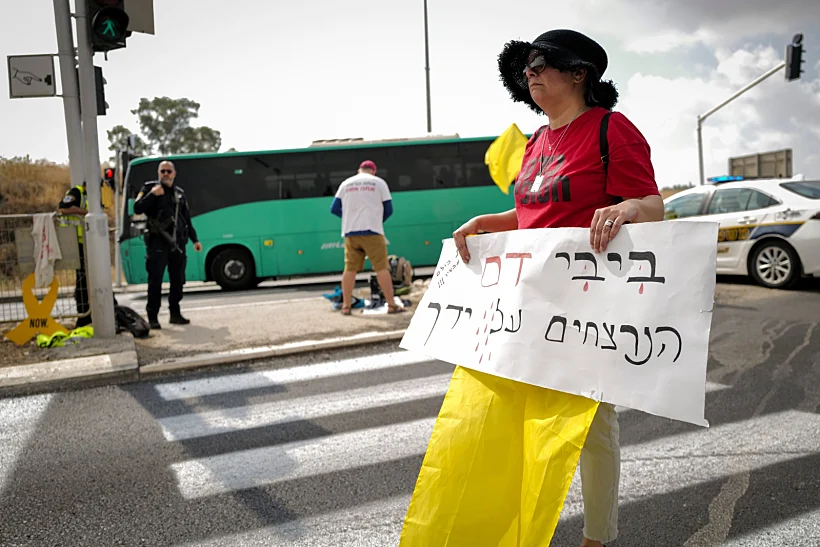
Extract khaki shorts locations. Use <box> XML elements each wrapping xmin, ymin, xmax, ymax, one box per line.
<box><xmin>344</xmin><ymin>234</ymin><xmax>388</xmax><ymax>272</ymax></box>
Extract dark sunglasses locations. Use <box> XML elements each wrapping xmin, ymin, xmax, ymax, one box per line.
<box><xmin>160</xmin><ymin>169</ymin><xmax>174</xmax><ymax>174</ymax></box>
<box><xmin>523</xmin><ymin>55</ymin><xmax>548</xmax><ymax>77</ymax></box>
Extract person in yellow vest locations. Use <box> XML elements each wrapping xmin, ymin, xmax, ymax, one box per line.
<box><xmin>57</xmin><ymin>181</ymin><xmax>92</xmax><ymax>328</ymax></box>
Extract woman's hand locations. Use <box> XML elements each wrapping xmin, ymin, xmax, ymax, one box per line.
<box><xmin>590</xmin><ymin>200</ymin><xmax>639</xmax><ymax>253</ymax></box>
<box><xmin>453</xmin><ymin>217</ymin><xmax>482</xmax><ymax>263</ymax></box>
<box><xmin>590</xmin><ymin>195</ymin><xmax>664</xmax><ymax>252</ymax></box>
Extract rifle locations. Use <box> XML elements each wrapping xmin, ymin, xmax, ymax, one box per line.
<box><xmin>144</xmin><ymin>185</ymin><xmax>185</xmax><ymax>254</ymax></box>
<box><xmin>146</xmin><ymin>217</ymin><xmax>183</xmax><ymax>254</ymax></box>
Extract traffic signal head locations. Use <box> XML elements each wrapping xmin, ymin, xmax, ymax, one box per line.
<box><xmin>785</xmin><ymin>33</ymin><xmax>805</xmax><ymax>82</ymax></box>
<box><xmin>87</xmin><ymin>0</ymin><xmax>130</xmax><ymax>53</ymax></box>
<box><xmin>103</xmin><ymin>167</ymin><xmax>116</xmax><ymax>188</ymax></box>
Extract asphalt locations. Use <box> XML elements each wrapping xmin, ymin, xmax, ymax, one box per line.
<box><xmin>0</xmin><ymin>278</ymin><xmax>819</xmax><ymax>546</ymax></box>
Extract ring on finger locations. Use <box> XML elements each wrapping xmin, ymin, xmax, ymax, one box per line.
<box><xmin>604</xmin><ymin>219</ymin><xmax>615</xmax><ymax>228</ymax></box>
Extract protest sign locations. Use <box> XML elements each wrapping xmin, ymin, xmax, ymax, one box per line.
<box><xmin>400</xmin><ymin>221</ymin><xmax>718</xmax><ymax>426</ymax></box>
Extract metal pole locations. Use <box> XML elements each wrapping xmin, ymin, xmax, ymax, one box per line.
<box><xmin>423</xmin><ymin>0</ymin><xmax>432</xmax><ymax>134</ymax></box>
<box><xmin>114</xmin><ymin>149</ymin><xmax>122</xmax><ymax>288</ymax></box>
<box><xmin>75</xmin><ymin>0</ymin><xmax>117</xmax><ymax>337</ymax></box>
<box><xmin>697</xmin><ymin>117</ymin><xmax>704</xmax><ymax>186</ymax></box>
<box><xmin>53</xmin><ymin>0</ymin><xmax>84</xmax><ymax>188</ymax></box>
<box><xmin>697</xmin><ymin>61</ymin><xmax>786</xmax><ymax>184</ymax></box>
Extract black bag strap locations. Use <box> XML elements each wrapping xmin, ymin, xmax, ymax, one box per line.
<box><xmin>600</xmin><ymin>111</ymin><xmax>612</xmax><ymax>176</ymax></box>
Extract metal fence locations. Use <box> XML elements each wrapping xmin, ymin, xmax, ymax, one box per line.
<box><xmin>0</xmin><ymin>213</ymin><xmax>89</xmax><ymax>325</ymax></box>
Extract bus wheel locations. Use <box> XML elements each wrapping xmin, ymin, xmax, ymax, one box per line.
<box><xmin>211</xmin><ymin>247</ymin><xmax>257</xmax><ymax>291</ymax></box>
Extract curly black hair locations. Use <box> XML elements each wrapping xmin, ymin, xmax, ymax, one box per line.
<box><xmin>498</xmin><ymin>40</ymin><xmax>619</xmax><ymax>114</ymax></box>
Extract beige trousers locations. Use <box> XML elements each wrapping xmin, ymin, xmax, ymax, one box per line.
<box><xmin>579</xmin><ymin>402</ymin><xmax>621</xmax><ymax>543</ymax></box>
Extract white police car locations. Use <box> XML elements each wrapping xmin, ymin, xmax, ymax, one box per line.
<box><xmin>663</xmin><ymin>176</ymin><xmax>820</xmax><ymax>289</ymax></box>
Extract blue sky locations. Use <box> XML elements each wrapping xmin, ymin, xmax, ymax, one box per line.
<box><xmin>1</xmin><ymin>0</ymin><xmax>819</xmax><ymax>188</ymax></box>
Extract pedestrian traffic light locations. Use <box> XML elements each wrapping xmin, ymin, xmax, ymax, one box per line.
<box><xmin>87</xmin><ymin>0</ymin><xmax>130</xmax><ymax>53</ymax></box>
<box><xmin>785</xmin><ymin>33</ymin><xmax>805</xmax><ymax>82</ymax></box>
<box><xmin>94</xmin><ymin>66</ymin><xmax>107</xmax><ymax>115</ymax></box>
<box><xmin>103</xmin><ymin>167</ymin><xmax>116</xmax><ymax>189</ymax></box>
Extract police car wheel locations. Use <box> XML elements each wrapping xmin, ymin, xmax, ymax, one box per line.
<box><xmin>748</xmin><ymin>239</ymin><xmax>801</xmax><ymax>290</ymax></box>
<box><xmin>211</xmin><ymin>247</ymin><xmax>256</xmax><ymax>291</ymax></box>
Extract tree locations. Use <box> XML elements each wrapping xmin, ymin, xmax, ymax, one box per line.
<box><xmin>105</xmin><ymin>97</ymin><xmax>222</xmax><ymax>159</ymax></box>
<box><xmin>106</xmin><ymin>125</ymin><xmax>150</xmax><ymax>162</ymax></box>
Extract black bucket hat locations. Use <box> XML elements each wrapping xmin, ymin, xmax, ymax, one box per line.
<box><xmin>498</xmin><ymin>29</ymin><xmax>619</xmax><ymax>114</ymax></box>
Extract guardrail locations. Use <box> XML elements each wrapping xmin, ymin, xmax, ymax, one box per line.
<box><xmin>0</xmin><ymin>213</ymin><xmax>89</xmax><ymax>325</ymax></box>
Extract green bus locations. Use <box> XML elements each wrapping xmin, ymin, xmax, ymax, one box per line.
<box><xmin>119</xmin><ymin>134</ymin><xmax>516</xmax><ymax>290</ymax></box>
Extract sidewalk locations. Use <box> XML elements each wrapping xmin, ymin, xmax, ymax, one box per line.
<box><xmin>0</xmin><ymin>281</ymin><xmax>427</xmax><ymax>396</ymax></box>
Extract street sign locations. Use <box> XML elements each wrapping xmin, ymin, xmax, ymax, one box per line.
<box><xmin>125</xmin><ymin>0</ymin><xmax>155</xmax><ymax>35</ymax></box>
<box><xmin>7</xmin><ymin>54</ymin><xmax>56</xmax><ymax>99</ymax></box>
<box><xmin>729</xmin><ymin>148</ymin><xmax>793</xmax><ymax>179</ymax></box>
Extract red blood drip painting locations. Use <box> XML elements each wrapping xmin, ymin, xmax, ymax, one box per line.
<box><xmin>475</xmin><ymin>300</ymin><xmax>496</xmax><ymax>363</ymax></box>
<box><xmin>639</xmin><ymin>283</ymin><xmax>644</xmax><ymax>295</ymax></box>
<box><xmin>583</xmin><ymin>281</ymin><xmax>589</xmax><ymax>292</ymax></box>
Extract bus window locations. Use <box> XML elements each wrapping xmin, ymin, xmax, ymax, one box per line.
<box><xmin>281</xmin><ymin>153</ymin><xmax>319</xmax><ymax>199</ymax></box>
<box><xmin>460</xmin><ymin>141</ymin><xmax>495</xmax><ymax>188</ymax></box>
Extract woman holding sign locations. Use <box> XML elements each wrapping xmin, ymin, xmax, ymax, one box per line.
<box><xmin>453</xmin><ymin>30</ymin><xmax>663</xmax><ymax>547</ymax></box>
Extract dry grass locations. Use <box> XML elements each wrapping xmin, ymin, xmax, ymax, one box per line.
<box><xmin>0</xmin><ymin>156</ymin><xmax>116</xmax><ymax>224</ymax></box>
<box><xmin>0</xmin><ymin>156</ymin><xmax>119</xmax><ymax>291</ymax></box>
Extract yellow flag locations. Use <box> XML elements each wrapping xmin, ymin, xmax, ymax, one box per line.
<box><xmin>400</xmin><ymin>366</ymin><xmax>600</xmax><ymax>547</ymax></box>
<box><xmin>484</xmin><ymin>124</ymin><xmax>529</xmax><ymax>194</ymax></box>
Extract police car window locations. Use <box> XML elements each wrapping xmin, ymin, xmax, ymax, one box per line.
<box><xmin>664</xmin><ymin>193</ymin><xmax>705</xmax><ymax>219</ymax></box>
<box><xmin>746</xmin><ymin>189</ymin><xmax>779</xmax><ymax>210</ymax></box>
<box><xmin>780</xmin><ymin>181</ymin><xmax>820</xmax><ymax>199</ymax></box>
<box><xmin>706</xmin><ymin>188</ymin><xmax>753</xmax><ymax>214</ymax></box>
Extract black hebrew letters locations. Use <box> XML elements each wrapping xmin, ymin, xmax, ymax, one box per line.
<box><xmin>627</xmin><ymin>251</ymin><xmax>666</xmax><ymax>284</ymax></box>
<box><xmin>544</xmin><ymin>315</ymin><xmax>682</xmax><ymax>366</ymax></box>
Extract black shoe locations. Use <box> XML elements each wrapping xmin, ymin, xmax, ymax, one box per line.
<box><xmin>148</xmin><ymin>317</ymin><xmax>161</xmax><ymax>330</ymax></box>
<box><xmin>169</xmin><ymin>314</ymin><xmax>190</xmax><ymax>325</ymax></box>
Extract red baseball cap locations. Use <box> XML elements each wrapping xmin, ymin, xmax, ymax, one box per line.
<box><xmin>359</xmin><ymin>160</ymin><xmax>377</xmax><ymax>173</ymax></box>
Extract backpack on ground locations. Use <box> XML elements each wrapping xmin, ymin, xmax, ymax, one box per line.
<box><xmin>387</xmin><ymin>255</ymin><xmax>413</xmax><ymax>294</ymax></box>
<box><xmin>115</xmin><ymin>305</ymin><xmax>150</xmax><ymax>338</ymax></box>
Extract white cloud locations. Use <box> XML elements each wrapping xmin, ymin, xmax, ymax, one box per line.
<box><xmin>578</xmin><ymin>0</ymin><xmax>820</xmax><ymax>52</ymax></box>
<box><xmin>618</xmin><ymin>45</ymin><xmax>820</xmax><ymax>187</ymax></box>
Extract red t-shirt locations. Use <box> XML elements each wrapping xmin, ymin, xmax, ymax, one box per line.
<box><xmin>514</xmin><ymin>107</ymin><xmax>659</xmax><ymax>229</ymax></box>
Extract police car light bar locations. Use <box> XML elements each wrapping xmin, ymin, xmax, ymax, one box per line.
<box><xmin>708</xmin><ymin>175</ymin><xmax>745</xmax><ymax>184</ymax></box>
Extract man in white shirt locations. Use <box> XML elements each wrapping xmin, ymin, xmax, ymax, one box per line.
<box><xmin>330</xmin><ymin>160</ymin><xmax>403</xmax><ymax>315</ymax></box>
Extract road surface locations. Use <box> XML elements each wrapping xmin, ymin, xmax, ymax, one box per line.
<box><xmin>1</xmin><ymin>279</ymin><xmax>819</xmax><ymax>546</ymax></box>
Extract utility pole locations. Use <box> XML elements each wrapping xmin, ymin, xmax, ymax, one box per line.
<box><xmin>53</xmin><ymin>0</ymin><xmax>85</xmax><ymax>188</ymax></box>
<box><xmin>114</xmin><ymin>148</ymin><xmax>123</xmax><ymax>288</ymax></box>
<box><xmin>75</xmin><ymin>0</ymin><xmax>117</xmax><ymax>337</ymax></box>
<box><xmin>697</xmin><ymin>33</ymin><xmax>804</xmax><ymax>185</ymax></box>
<box><xmin>423</xmin><ymin>0</ymin><xmax>432</xmax><ymax>134</ymax></box>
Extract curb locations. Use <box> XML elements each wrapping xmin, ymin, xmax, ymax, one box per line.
<box><xmin>0</xmin><ymin>329</ymin><xmax>408</xmax><ymax>396</ymax></box>
<box><xmin>139</xmin><ymin>330</ymin><xmax>408</xmax><ymax>375</ymax></box>
<box><xmin>0</xmin><ymin>349</ymin><xmax>139</xmax><ymax>395</ymax></box>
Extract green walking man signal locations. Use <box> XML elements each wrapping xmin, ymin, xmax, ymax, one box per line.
<box><xmin>87</xmin><ymin>0</ymin><xmax>131</xmax><ymax>53</ymax></box>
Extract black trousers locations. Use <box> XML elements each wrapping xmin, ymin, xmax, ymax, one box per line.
<box><xmin>145</xmin><ymin>242</ymin><xmax>187</xmax><ymax>319</ymax></box>
<box><xmin>74</xmin><ymin>242</ymin><xmax>92</xmax><ymax>327</ymax></box>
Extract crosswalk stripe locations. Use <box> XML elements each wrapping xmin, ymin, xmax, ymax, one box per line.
<box><xmin>158</xmin><ymin>373</ymin><xmax>452</xmax><ymax>441</ymax></box>
<box><xmin>172</xmin><ymin>495</ymin><xmax>411</xmax><ymax>547</ymax></box>
<box><xmin>171</xmin><ymin>418</ymin><xmax>434</xmax><ymax>499</ymax></box>
<box><xmin>154</xmin><ymin>350</ymin><xmax>437</xmax><ymax>401</ymax></box>
<box><xmin>560</xmin><ymin>408</ymin><xmax>820</xmax><ymax>522</ymax></box>
<box><xmin>614</xmin><ymin>381</ymin><xmax>731</xmax><ymax>414</ymax></box>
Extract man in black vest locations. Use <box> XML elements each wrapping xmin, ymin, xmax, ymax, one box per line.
<box><xmin>134</xmin><ymin>161</ymin><xmax>202</xmax><ymax>329</ymax></box>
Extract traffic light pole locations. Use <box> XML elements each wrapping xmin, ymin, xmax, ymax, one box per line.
<box><xmin>53</xmin><ymin>0</ymin><xmax>85</xmax><ymax>188</ymax></box>
<box><xmin>114</xmin><ymin>149</ymin><xmax>122</xmax><ymax>288</ymax></box>
<box><xmin>697</xmin><ymin>60</ymin><xmax>786</xmax><ymax>185</ymax></box>
<box><xmin>75</xmin><ymin>0</ymin><xmax>117</xmax><ymax>337</ymax></box>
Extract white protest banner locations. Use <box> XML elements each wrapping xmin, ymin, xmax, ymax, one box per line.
<box><xmin>400</xmin><ymin>221</ymin><xmax>719</xmax><ymax>427</ymax></box>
